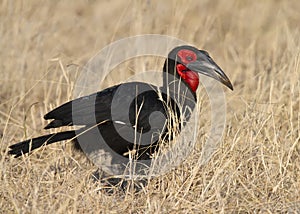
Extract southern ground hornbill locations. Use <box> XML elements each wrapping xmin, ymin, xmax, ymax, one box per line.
<box><xmin>9</xmin><ymin>45</ymin><xmax>233</xmax><ymax>171</ymax></box>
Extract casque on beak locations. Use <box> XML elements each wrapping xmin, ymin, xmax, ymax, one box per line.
<box><xmin>186</xmin><ymin>59</ymin><xmax>233</xmax><ymax>90</ymax></box>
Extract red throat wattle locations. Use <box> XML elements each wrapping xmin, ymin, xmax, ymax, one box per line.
<box><xmin>176</xmin><ymin>64</ymin><xmax>199</xmax><ymax>92</ymax></box>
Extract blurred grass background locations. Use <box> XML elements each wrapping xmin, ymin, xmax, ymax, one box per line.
<box><xmin>0</xmin><ymin>0</ymin><xmax>300</xmax><ymax>212</ymax></box>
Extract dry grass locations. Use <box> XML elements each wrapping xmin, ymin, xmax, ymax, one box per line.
<box><xmin>1</xmin><ymin>0</ymin><xmax>300</xmax><ymax>213</ymax></box>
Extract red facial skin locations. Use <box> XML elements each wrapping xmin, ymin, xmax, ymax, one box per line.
<box><xmin>176</xmin><ymin>49</ymin><xmax>199</xmax><ymax>92</ymax></box>
<box><xmin>176</xmin><ymin>64</ymin><xmax>199</xmax><ymax>92</ymax></box>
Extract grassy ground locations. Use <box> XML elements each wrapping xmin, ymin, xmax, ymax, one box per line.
<box><xmin>1</xmin><ymin>0</ymin><xmax>300</xmax><ymax>213</ymax></box>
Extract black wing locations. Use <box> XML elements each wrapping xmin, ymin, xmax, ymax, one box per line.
<box><xmin>44</xmin><ymin>84</ymin><xmax>120</xmax><ymax>129</ymax></box>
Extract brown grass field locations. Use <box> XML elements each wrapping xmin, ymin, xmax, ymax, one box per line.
<box><xmin>1</xmin><ymin>0</ymin><xmax>300</xmax><ymax>213</ymax></box>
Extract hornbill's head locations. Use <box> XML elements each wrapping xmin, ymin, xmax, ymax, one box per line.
<box><xmin>163</xmin><ymin>45</ymin><xmax>233</xmax><ymax>92</ymax></box>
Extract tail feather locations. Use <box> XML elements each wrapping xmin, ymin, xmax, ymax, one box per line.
<box><xmin>9</xmin><ymin>131</ymin><xmax>76</xmax><ymax>157</ymax></box>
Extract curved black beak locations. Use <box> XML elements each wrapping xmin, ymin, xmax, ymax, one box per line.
<box><xmin>186</xmin><ymin>60</ymin><xmax>233</xmax><ymax>90</ymax></box>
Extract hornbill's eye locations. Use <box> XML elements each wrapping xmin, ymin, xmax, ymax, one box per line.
<box><xmin>186</xmin><ymin>56</ymin><xmax>193</xmax><ymax>61</ymax></box>
<box><xmin>177</xmin><ymin>49</ymin><xmax>197</xmax><ymax>64</ymax></box>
